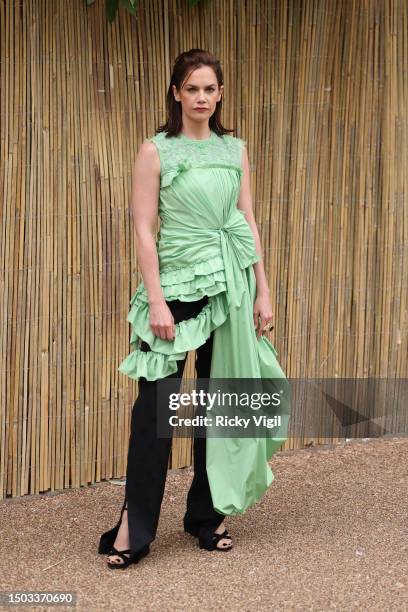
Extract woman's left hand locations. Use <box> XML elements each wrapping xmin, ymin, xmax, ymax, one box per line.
<box><xmin>253</xmin><ymin>294</ymin><xmax>274</xmax><ymax>339</ymax></box>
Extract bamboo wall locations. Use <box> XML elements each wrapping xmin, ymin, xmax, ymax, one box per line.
<box><xmin>0</xmin><ymin>0</ymin><xmax>407</xmax><ymax>499</ymax></box>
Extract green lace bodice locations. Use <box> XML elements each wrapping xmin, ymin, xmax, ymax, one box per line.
<box><xmin>146</xmin><ymin>130</ymin><xmax>246</xmax><ymax>188</ymax></box>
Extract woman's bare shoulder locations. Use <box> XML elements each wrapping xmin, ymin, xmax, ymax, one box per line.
<box><xmin>137</xmin><ymin>138</ymin><xmax>160</xmax><ymax>161</ymax></box>
<box><xmin>139</xmin><ymin>139</ymin><xmax>159</xmax><ymax>155</ymax></box>
<box><xmin>133</xmin><ymin>139</ymin><xmax>160</xmax><ymax>176</ymax></box>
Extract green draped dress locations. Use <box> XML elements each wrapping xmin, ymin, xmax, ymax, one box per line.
<box><xmin>118</xmin><ymin>129</ymin><xmax>291</xmax><ymax>516</ymax></box>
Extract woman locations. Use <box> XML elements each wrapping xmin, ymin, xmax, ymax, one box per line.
<box><xmin>98</xmin><ymin>49</ymin><xmax>290</xmax><ymax>569</ymax></box>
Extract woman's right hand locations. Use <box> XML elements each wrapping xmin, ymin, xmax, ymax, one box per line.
<box><xmin>148</xmin><ymin>299</ymin><xmax>176</xmax><ymax>341</ymax></box>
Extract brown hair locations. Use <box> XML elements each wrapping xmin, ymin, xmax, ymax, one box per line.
<box><xmin>156</xmin><ymin>49</ymin><xmax>234</xmax><ymax>138</ymax></box>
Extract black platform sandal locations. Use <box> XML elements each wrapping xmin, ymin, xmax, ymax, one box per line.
<box><xmin>197</xmin><ymin>526</ymin><xmax>233</xmax><ymax>552</ymax></box>
<box><xmin>106</xmin><ymin>543</ymin><xmax>150</xmax><ymax>570</ymax></box>
<box><xmin>98</xmin><ymin>501</ymin><xmax>150</xmax><ymax>569</ymax></box>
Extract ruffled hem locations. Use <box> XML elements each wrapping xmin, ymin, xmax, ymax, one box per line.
<box><xmin>118</xmin><ymin>348</ymin><xmax>183</xmax><ymax>380</ymax></box>
<box><xmin>130</xmin><ymin>255</ymin><xmax>228</xmax><ymax>304</ymax></box>
<box><xmin>118</xmin><ymin>291</ymin><xmax>231</xmax><ymax>381</ymax></box>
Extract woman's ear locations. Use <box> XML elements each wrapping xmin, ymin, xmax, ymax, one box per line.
<box><xmin>172</xmin><ymin>84</ymin><xmax>180</xmax><ymax>103</ymax></box>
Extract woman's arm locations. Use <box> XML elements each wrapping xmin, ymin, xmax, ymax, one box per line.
<box><xmin>130</xmin><ymin>141</ymin><xmax>176</xmax><ymax>340</ymax></box>
<box><xmin>237</xmin><ymin>144</ymin><xmax>274</xmax><ymax>338</ymax></box>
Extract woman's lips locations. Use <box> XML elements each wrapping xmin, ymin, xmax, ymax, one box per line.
<box><xmin>194</xmin><ymin>108</ymin><xmax>208</xmax><ymax>112</ymax></box>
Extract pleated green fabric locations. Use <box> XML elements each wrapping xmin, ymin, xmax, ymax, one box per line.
<box><xmin>119</xmin><ymin>129</ymin><xmax>291</xmax><ymax>515</ymax></box>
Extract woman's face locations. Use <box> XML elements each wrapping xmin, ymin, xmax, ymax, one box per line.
<box><xmin>172</xmin><ymin>66</ymin><xmax>223</xmax><ymax>124</ymax></box>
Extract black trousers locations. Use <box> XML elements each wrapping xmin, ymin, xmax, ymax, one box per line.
<box><xmin>123</xmin><ymin>295</ymin><xmax>225</xmax><ymax>554</ymax></box>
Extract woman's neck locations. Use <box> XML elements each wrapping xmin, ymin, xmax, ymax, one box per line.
<box><xmin>180</xmin><ymin>121</ymin><xmax>212</xmax><ymax>141</ymax></box>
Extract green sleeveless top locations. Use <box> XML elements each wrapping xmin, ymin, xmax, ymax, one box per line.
<box><xmin>129</xmin><ymin>130</ymin><xmax>259</xmax><ymax>306</ymax></box>
<box><xmin>118</xmin><ymin>129</ymin><xmax>291</xmax><ymax>517</ymax></box>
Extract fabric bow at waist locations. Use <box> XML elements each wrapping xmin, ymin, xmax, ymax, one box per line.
<box><xmin>159</xmin><ymin>209</ymin><xmax>260</xmax><ymax>309</ymax></box>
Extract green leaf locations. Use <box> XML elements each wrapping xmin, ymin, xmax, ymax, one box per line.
<box><xmin>106</xmin><ymin>0</ymin><xmax>119</xmax><ymax>23</ymax></box>
<box><xmin>120</xmin><ymin>0</ymin><xmax>137</xmax><ymax>15</ymax></box>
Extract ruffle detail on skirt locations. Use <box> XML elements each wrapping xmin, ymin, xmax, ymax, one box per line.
<box><xmin>118</xmin><ymin>290</ymin><xmax>231</xmax><ymax>382</ymax></box>
<box><xmin>130</xmin><ymin>255</ymin><xmax>228</xmax><ymax>305</ymax></box>
<box><xmin>118</xmin><ymin>348</ymin><xmax>184</xmax><ymax>380</ymax></box>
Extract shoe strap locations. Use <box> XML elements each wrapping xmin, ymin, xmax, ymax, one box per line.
<box><xmin>109</xmin><ymin>546</ymin><xmax>131</xmax><ymax>560</ymax></box>
<box><xmin>213</xmin><ymin>529</ymin><xmax>232</xmax><ymax>541</ymax></box>
<box><xmin>212</xmin><ymin>530</ymin><xmax>233</xmax><ymax>548</ymax></box>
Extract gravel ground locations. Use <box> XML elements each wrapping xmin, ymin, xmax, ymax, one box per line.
<box><xmin>0</xmin><ymin>437</ymin><xmax>407</xmax><ymax>612</ymax></box>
